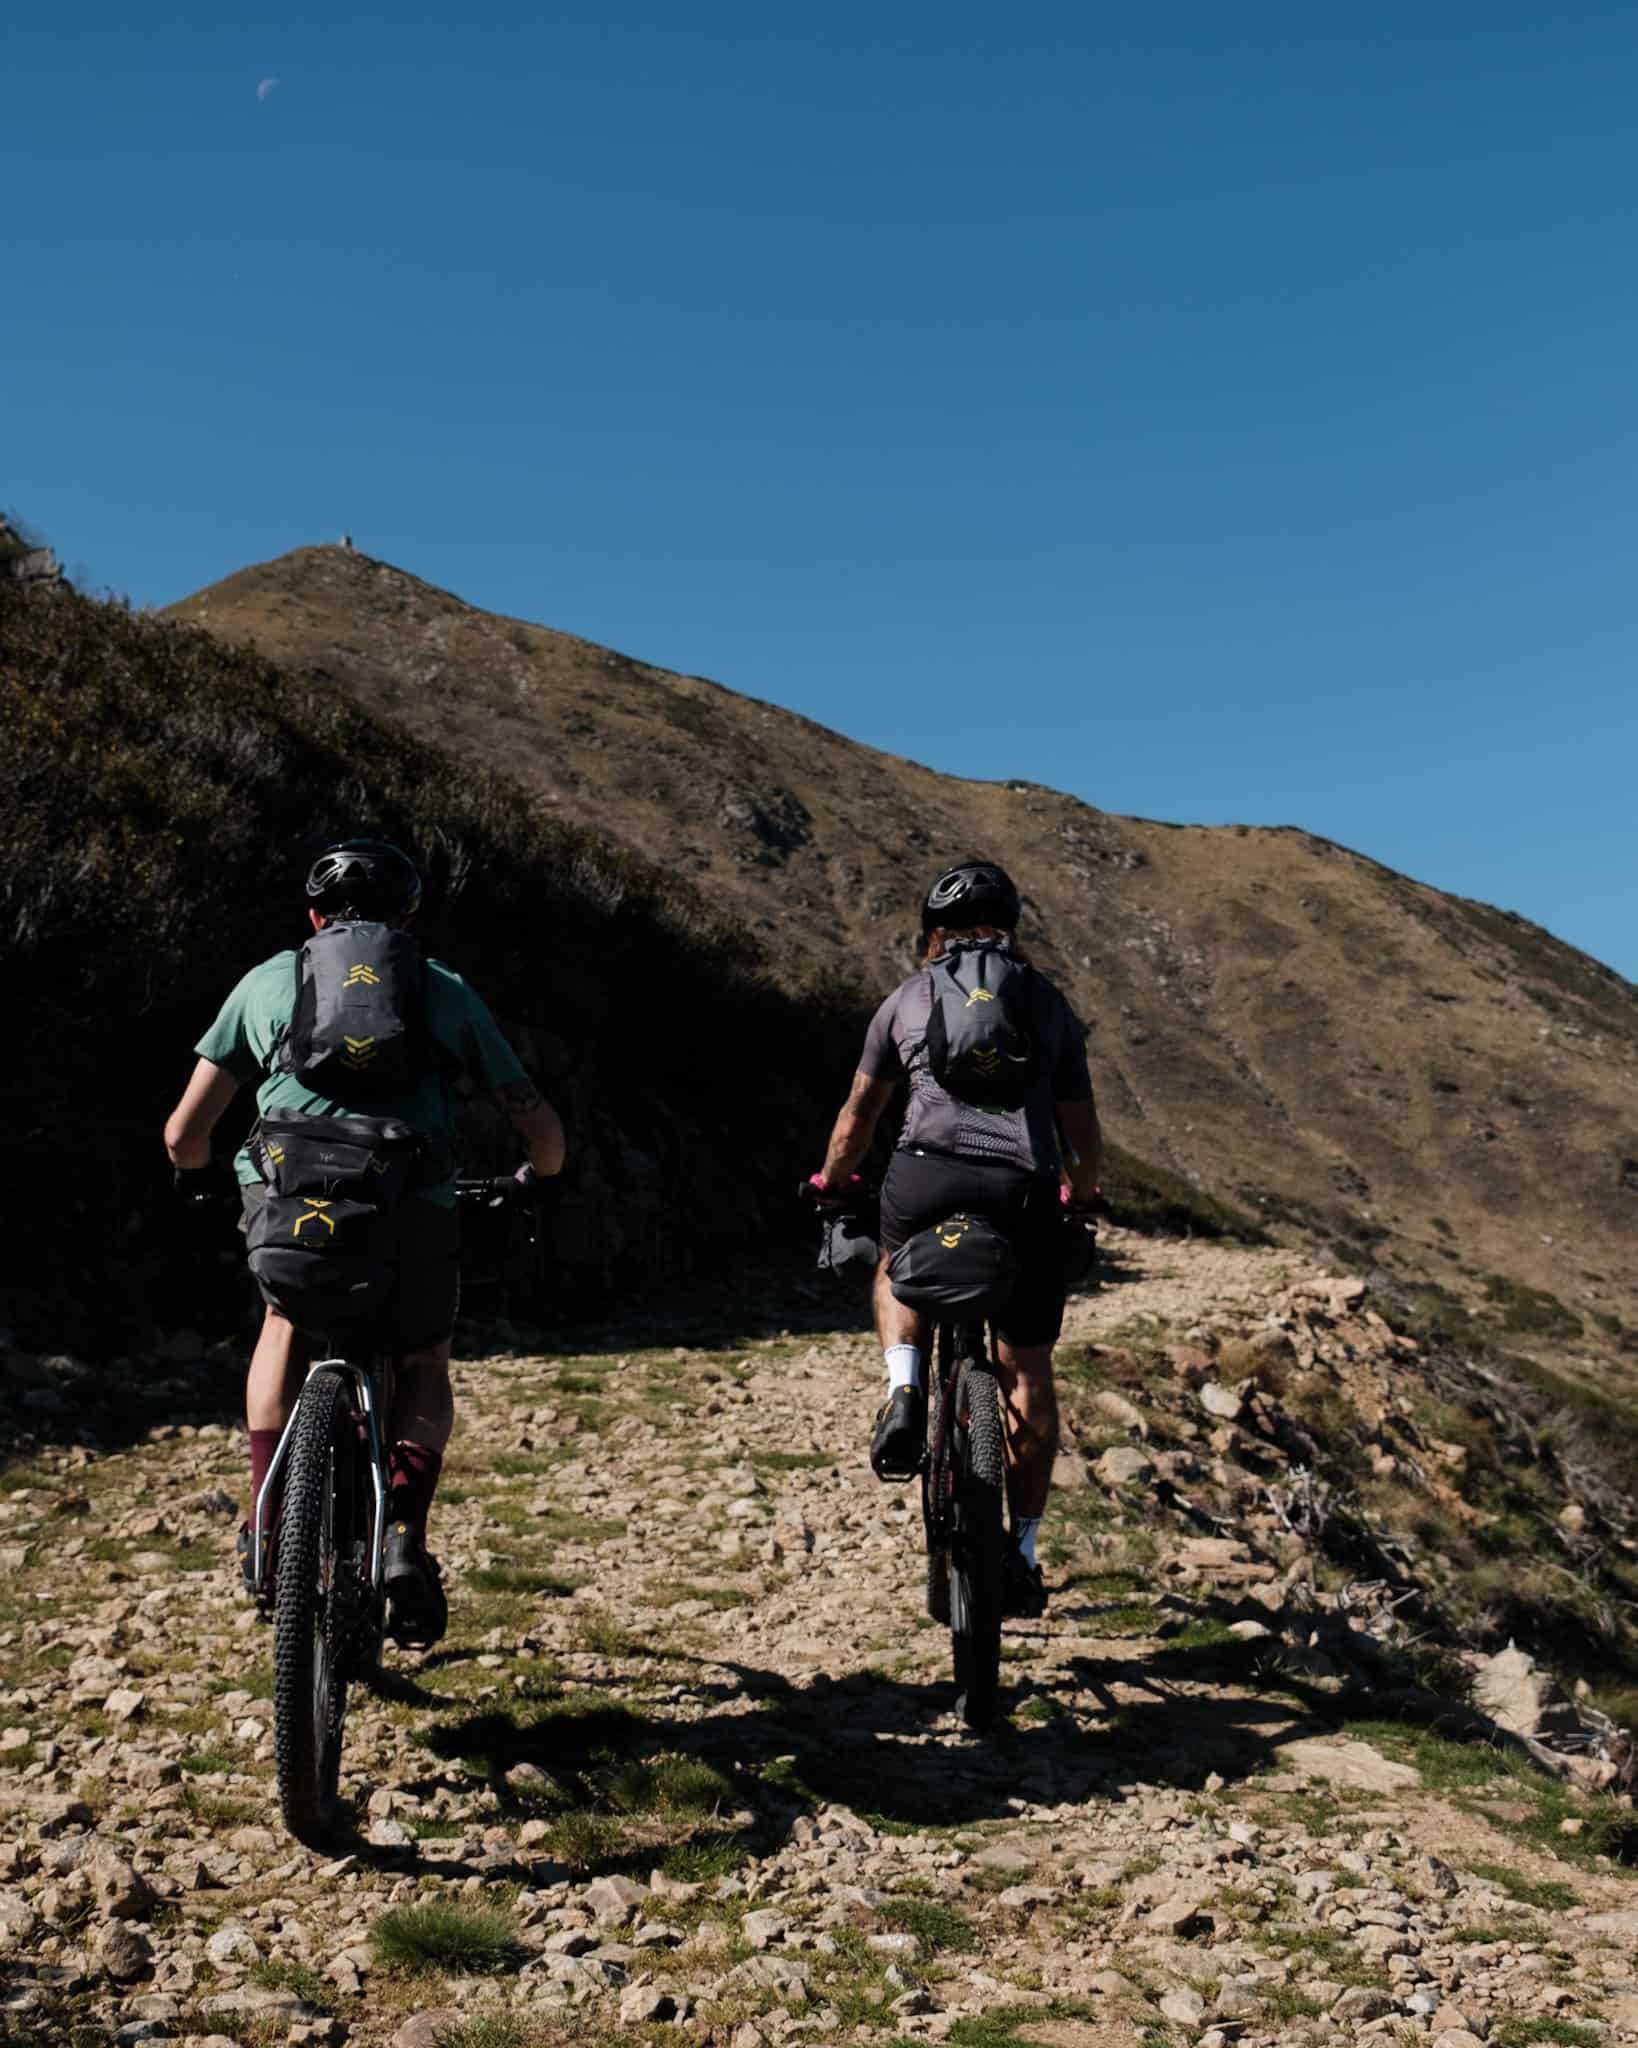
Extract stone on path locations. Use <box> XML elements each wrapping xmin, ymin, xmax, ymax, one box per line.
<box><xmin>391</xmin><ymin>2013</ymin><xmax>465</xmax><ymax>2048</ymax></box>
<box><xmin>1096</xmin><ymin>1445</ymin><xmax>1152</xmax><ymax>1486</ymax></box>
<box><xmin>1282</xmin><ymin>1736</ymin><xmax>1419</xmax><ymax>1793</ymax></box>
<box><xmin>96</xmin><ymin>1921</ymin><xmax>153</xmax><ymax>1983</ymax></box>
<box><xmin>585</xmin><ymin>1873</ymin><xmax>648</xmax><ymax>1925</ymax></box>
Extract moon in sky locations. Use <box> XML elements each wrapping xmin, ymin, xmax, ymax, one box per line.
<box><xmin>256</xmin><ymin>77</ymin><xmax>280</xmax><ymax>102</ymax></box>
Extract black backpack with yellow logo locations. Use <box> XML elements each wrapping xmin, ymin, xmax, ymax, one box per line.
<box><xmin>922</xmin><ymin>939</ymin><xmax>1041</xmax><ymax>1111</ymax></box>
<box><xmin>280</xmin><ymin>920</ymin><xmax>428</xmax><ymax>1098</ymax></box>
<box><xmin>245</xmin><ymin>1113</ymin><xmax>424</xmax><ymax>1336</ymax></box>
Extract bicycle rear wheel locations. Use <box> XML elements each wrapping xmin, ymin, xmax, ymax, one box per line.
<box><xmin>273</xmin><ymin>1367</ymin><xmax>357</xmax><ymax>1845</ymax></box>
<box><xmin>948</xmin><ymin>1352</ymin><xmax>1005</xmax><ymax>1728</ymax></box>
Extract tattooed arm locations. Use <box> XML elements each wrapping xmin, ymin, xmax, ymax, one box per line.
<box><xmin>495</xmin><ymin>1078</ymin><xmax>567</xmax><ymax>1177</ymax></box>
<box><xmin>819</xmin><ymin>1071</ymin><xmax>895</xmax><ymax>1191</ymax></box>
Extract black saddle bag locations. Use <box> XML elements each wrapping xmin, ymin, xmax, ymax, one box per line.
<box><xmin>887</xmin><ymin>1212</ymin><xmax>1019</xmax><ymax>1317</ymax></box>
<box><xmin>245</xmin><ymin>1113</ymin><xmax>423</xmax><ymax>1337</ymax></box>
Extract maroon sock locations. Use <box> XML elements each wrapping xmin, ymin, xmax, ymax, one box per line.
<box><xmin>388</xmin><ymin>1442</ymin><xmax>443</xmax><ymax>1537</ymax></box>
<box><xmin>248</xmin><ymin>1429</ymin><xmax>282</xmax><ymax>1519</ymax></box>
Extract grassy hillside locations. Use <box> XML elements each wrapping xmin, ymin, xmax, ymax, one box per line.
<box><xmin>0</xmin><ymin>580</ymin><xmax>1241</xmax><ymax>1354</ymax></box>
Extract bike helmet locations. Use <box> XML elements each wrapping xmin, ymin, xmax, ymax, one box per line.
<box><xmin>304</xmin><ymin>838</ymin><xmax>422</xmax><ymax>919</ymax></box>
<box><xmin>920</xmin><ymin>860</ymin><xmax>1022</xmax><ymax>935</ymax></box>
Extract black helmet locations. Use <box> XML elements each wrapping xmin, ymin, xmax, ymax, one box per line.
<box><xmin>304</xmin><ymin>839</ymin><xmax>422</xmax><ymax>919</ymax></box>
<box><xmin>921</xmin><ymin>860</ymin><xmax>1022</xmax><ymax>935</ymax></box>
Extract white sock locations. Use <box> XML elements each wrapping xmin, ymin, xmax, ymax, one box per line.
<box><xmin>884</xmin><ymin>1345</ymin><xmax>923</xmax><ymax>1393</ymax></box>
<box><xmin>1015</xmin><ymin>1517</ymin><xmax>1042</xmax><ymax>1569</ymax></box>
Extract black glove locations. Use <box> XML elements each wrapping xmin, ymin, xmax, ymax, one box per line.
<box><xmin>173</xmin><ymin>1165</ymin><xmax>219</xmax><ymax>1208</ymax></box>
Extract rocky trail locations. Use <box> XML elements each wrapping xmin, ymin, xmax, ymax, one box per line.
<box><xmin>6</xmin><ymin>1232</ymin><xmax>1638</xmax><ymax>2048</ymax></box>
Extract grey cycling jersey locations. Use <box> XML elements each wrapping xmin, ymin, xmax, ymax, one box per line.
<box><xmin>859</xmin><ymin>946</ymin><xmax>1093</xmax><ymax>1176</ymax></box>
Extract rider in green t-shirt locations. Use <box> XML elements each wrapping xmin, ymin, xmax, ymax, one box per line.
<box><xmin>163</xmin><ymin>839</ymin><xmax>565</xmax><ymax>1645</ymax></box>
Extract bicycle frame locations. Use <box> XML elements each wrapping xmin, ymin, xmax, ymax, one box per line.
<box><xmin>251</xmin><ymin>1355</ymin><xmax>390</xmax><ymax>1595</ymax></box>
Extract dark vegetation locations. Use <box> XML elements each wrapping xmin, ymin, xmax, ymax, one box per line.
<box><xmin>1</xmin><ymin>578</ymin><xmax>1246</xmax><ymax>1357</ymax></box>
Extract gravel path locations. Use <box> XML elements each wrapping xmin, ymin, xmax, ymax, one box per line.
<box><xmin>5</xmin><ymin>1230</ymin><xmax>1638</xmax><ymax>2047</ymax></box>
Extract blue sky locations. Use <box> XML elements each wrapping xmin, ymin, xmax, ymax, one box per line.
<box><xmin>6</xmin><ymin>1</ymin><xmax>1634</xmax><ymax>978</ymax></box>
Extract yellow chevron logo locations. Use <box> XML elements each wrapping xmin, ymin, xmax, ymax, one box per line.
<box><xmin>341</xmin><ymin>1035</ymin><xmax>376</xmax><ymax>1069</ymax></box>
<box><xmin>265</xmin><ymin>1143</ymin><xmax>285</xmax><ymax>1165</ymax></box>
<box><xmin>342</xmin><ymin>963</ymin><xmax>381</xmax><ymax>987</ymax></box>
<box><xmin>292</xmin><ymin>1199</ymin><xmax>335</xmax><ymax>1239</ymax></box>
<box><xmin>964</xmin><ymin>987</ymin><xmax>996</xmax><ymax>1006</ymax></box>
<box><xmin>972</xmin><ymin>1047</ymin><xmax>1001</xmax><ymax>1073</ymax></box>
<box><xmin>938</xmin><ymin>1221</ymin><xmax>968</xmax><ymax>1248</ymax></box>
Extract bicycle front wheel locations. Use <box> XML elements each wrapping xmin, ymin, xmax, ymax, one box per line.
<box><xmin>948</xmin><ymin>1356</ymin><xmax>1005</xmax><ymax>1728</ymax></box>
<box><xmin>273</xmin><ymin>1367</ymin><xmax>356</xmax><ymax>1845</ymax></box>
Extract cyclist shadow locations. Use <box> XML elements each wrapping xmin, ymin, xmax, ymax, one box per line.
<box><xmin>412</xmin><ymin>1629</ymin><xmax>1328</xmax><ymax>1861</ymax></box>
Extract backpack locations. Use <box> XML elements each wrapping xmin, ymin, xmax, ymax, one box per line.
<box><xmin>244</xmin><ymin>1113</ymin><xmax>423</xmax><ymax>1338</ymax></box>
<box><xmin>279</xmin><ymin>920</ymin><xmax>428</xmax><ymax>1097</ymax></box>
<box><xmin>922</xmin><ymin>941</ymin><xmax>1042</xmax><ymax>1111</ymax></box>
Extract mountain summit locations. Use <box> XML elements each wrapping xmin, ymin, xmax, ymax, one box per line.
<box><xmin>168</xmin><ymin>545</ymin><xmax>1638</xmax><ymax>1361</ymax></box>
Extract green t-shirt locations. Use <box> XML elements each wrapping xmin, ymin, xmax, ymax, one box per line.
<box><xmin>195</xmin><ymin>949</ymin><xmax>530</xmax><ymax>1206</ymax></box>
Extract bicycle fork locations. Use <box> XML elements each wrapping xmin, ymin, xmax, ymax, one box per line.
<box><xmin>251</xmin><ymin>1360</ymin><xmax>390</xmax><ymax>1596</ymax></box>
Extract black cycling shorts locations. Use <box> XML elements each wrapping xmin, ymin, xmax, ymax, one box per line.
<box><xmin>239</xmin><ymin>1187</ymin><xmax>461</xmax><ymax>1353</ymax></box>
<box><xmin>879</xmin><ymin>1149</ymin><xmax>1066</xmax><ymax>1349</ymax></box>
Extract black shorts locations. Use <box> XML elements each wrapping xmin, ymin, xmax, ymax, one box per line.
<box><xmin>879</xmin><ymin>1149</ymin><xmax>1066</xmax><ymax>1349</ymax></box>
<box><xmin>239</xmin><ymin>1187</ymin><xmax>461</xmax><ymax>1353</ymax></box>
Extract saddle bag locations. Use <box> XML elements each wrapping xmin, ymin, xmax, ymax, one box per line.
<box><xmin>245</xmin><ymin>1113</ymin><xmax>423</xmax><ymax>1337</ymax></box>
<box><xmin>887</xmin><ymin>1212</ymin><xmax>1019</xmax><ymax>1317</ymax></box>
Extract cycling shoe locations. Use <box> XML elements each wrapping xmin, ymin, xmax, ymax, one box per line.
<box><xmin>1001</xmin><ymin>1540</ymin><xmax>1048</xmax><ymax>1620</ymax></box>
<box><xmin>869</xmin><ymin>1385</ymin><xmax>925</xmax><ymax>1481</ymax></box>
<box><xmin>384</xmin><ymin>1523</ymin><xmax>449</xmax><ymax>1648</ymax></box>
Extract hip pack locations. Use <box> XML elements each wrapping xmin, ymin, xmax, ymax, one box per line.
<box><xmin>280</xmin><ymin>920</ymin><xmax>428</xmax><ymax>1097</ymax></box>
<box><xmin>245</xmin><ymin>1113</ymin><xmax>423</xmax><ymax>1338</ymax></box>
<box><xmin>922</xmin><ymin>941</ymin><xmax>1041</xmax><ymax>1111</ymax></box>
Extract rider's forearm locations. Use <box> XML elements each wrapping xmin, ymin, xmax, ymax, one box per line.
<box><xmin>820</xmin><ymin>1111</ymin><xmax>873</xmax><ymax>1189</ymax></box>
<box><xmin>498</xmin><ymin>1081</ymin><xmax>566</xmax><ymax>1177</ymax></box>
<box><xmin>1057</xmin><ymin>1101</ymin><xmax>1103</xmax><ymax>1200</ymax></box>
<box><xmin>164</xmin><ymin>1058</ymin><xmax>239</xmax><ymax>1169</ymax></box>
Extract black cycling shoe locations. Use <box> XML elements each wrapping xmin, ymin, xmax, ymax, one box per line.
<box><xmin>1002</xmin><ymin>1542</ymin><xmax>1048</xmax><ymax>1620</ymax></box>
<box><xmin>384</xmin><ymin>1522</ymin><xmax>448</xmax><ymax>1648</ymax></box>
<box><xmin>870</xmin><ymin>1384</ymin><xmax>925</xmax><ymax>1481</ymax></box>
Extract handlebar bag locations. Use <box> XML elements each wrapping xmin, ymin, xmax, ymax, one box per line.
<box><xmin>887</xmin><ymin>1212</ymin><xmax>1019</xmax><ymax>1317</ymax></box>
<box><xmin>817</xmin><ymin>1210</ymin><xmax>880</xmax><ymax>1287</ymax></box>
<box><xmin>244</xmin><ymin>1113</ymin><xmax>424</xmax><ymax>1336</ymax></box>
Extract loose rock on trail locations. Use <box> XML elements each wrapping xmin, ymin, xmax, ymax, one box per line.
<box><xmin>5</xmin><ymin>1229</ymin><xmax>1638</xmax><ymax>2046</ymax></box>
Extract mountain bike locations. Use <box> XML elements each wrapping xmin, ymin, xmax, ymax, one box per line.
<box><xmin>916</xmin><ymin>1314</ymin><xmax>1006</xmax><ymax>1727</ymax></box>
<box><xmin>246</xmin><ymin>1176</ymin><xmax>533</xmax><ymax>1846</ymax></box>
<box><xmin>806</xmin><ymin>1187</ymin><xmax>1009</xmax><ymax>1729</ymax></box>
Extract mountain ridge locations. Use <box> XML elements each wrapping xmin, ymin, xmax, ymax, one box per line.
<box><xmin>165</xmin><ymin>544</ymin><xmax>1638</xmax><ymax>1368</ymax></box>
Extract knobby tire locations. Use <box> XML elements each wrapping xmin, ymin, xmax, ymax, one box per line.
<box><xmin>948</xmin><ymin>1355</ymin><xmax>1005</xmax><ymax>1727</ymax></box>
<box><xmin>273</xmin><ymin>1368</ymin><xmax>355</xmax><ymax>1846</ymax></box>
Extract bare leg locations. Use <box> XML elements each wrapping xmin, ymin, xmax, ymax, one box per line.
<box><xmin>246</xmin><ymin>1308</ymin><xmax>309</xmax><ymax>1431</ymax></box>
<box><xmin>994</xmin><ymin>1340</ymin><xmax>1058</xmax><ymax>1522</ymax></box>
<box><xmin>873</xmin><ymin>1254</ymin><xmax>928</xmax><ymax>1353</ymax></box>
<box><xmin>388</xmin><ymin>1341</ymin><xmax>455</xmax><ymax>1452</ymax></box>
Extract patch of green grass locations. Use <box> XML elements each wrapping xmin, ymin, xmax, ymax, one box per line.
<box><xmin>1077</xmin><ymin>1601</ymin><xmax>1156</xmax><ymax>1638</ymax></box>
<box><xmin>645</xmin><ymin>1579</ymin><xmax>752</xmax><ymax>1610</ymax></box>
<box><xmin>1463</xmin><ymin>1861</ymin><xmax>1579</xmax><ymax>1912</ymax></box>
<box><xmin>178</xmin><ymin>1787</ymin><xmax>262</xmax><ymax>1827</ymax></box>
<box><xmin>1483</xmin><ymin>1274</ymin><xmax>1584</xmax><ymax>1341</ymax></box>
<box><xmin>1261</xmin><ymin>1986</ymin><xmax>1327</xmax><ymax>2021</ymax></box>
<box><xmin>1492</xmin><ymin>2022</ymin><xmax>1602</xmax><ymax>2047</ymax></box>
<box><xmin>915</xmin><ymin>2003</ymin><xmax>1103</xmax><ymax>2048</ymax></box>
<box><xmin>248</xmin><ymin>1958</ymin><xmax>338</xmax><ymax>2015</ymax></box>
<box><xmin>434</xmin><ymin>2017</ymin><xmax>533</xmax><ymax>2048</ymax></box>
<box><xmin>658</xmin><ymin>1832</ymin><xmax>753</xmax><ymax>1883</ymax></box>
<box><xmin>1449</xmin><ymin>1920</ymin><xmax>1543</xmax><ymax>1945</ymax></box>
<box><xmin>466</xmin><ymin>1564</ymin><xmax>577</xmax><ymax>1597</ymax></box>
<box><xmin>371</xmin><ymin>1901</ymin><xmax>528</xmax><ymax>1976</ymax></box>
<box><xmin>606</xmin><ymin>1755</ymin><xmax>735</xmax><ymax>1817</ymax></box>
<box><xmin>880</xmin><ymin>1898</ymin><xmax>977</xmax><ymax>1956</ymax></box>
<box><xmin>177</xmin><ymin>1747</ymin><xmax>233</xmax><ymax>1776</ymax></box>
<box><xmin>748</xmin><ymin>1449</ymin><xmax>835</xmax><ymax>1472</ymax></box>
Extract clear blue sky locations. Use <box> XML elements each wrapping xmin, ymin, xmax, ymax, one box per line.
<box><xmin>6</xmin><ymin>2</ymin><xmax>1634</xmax><ymax>979</ymax></box>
